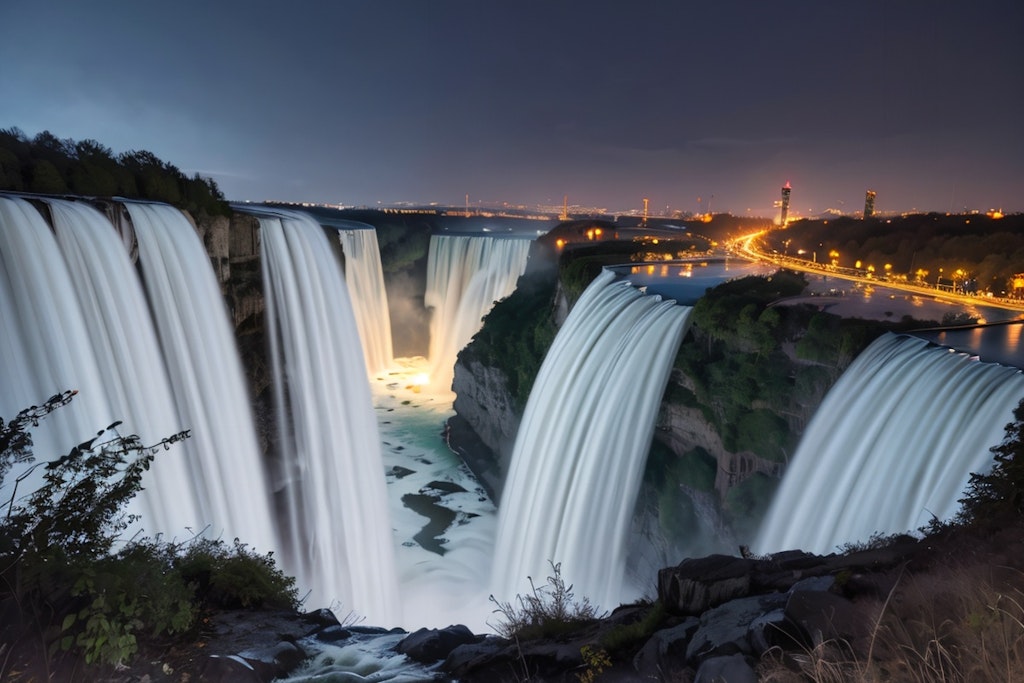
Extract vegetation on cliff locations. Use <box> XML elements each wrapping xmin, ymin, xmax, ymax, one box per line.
<box><xmin>0</xmin><ymin>127</ymin><xmax>229</xmax><ymax>217</ymax></box>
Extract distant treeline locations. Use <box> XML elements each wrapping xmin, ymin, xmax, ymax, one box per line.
<box><xmin>0</xmin><ymin>128</ymin><xmax>229</xmax><ymax>216</ymax></box>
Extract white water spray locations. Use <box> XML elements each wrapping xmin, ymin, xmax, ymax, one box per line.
<box><xmin>258</xmin><ymin>210</ymin><xmax>399</xmax><ymax>622</ymax></box>
<box><xmin>755</xmin><ymin>332</ymin><xmax>1024</xmax><ymax>555</ymax></box>
<box><xmin>492</xmin><ymin>269</ymin><xmax>693</xmax><ymax>610</ymax></box>
<box><xmin>336</xmin><ymin>226</ymin><xmax>394</xmax><ymax>376</ymax></box>
<box><xmin>424</xmin><ymin>235</ymin><xmax>532</xmax><ymax>391</ymax></box>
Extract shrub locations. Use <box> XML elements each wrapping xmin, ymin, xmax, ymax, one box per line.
<box><xmin>0</xmin><ymin>393</ymin><xmax>296</xmax><ymax>673</ymax></box>
<box><xmin>488</xmin><ymin>561</ymin><xmax>604</xmax><ymax>641</ymax></box>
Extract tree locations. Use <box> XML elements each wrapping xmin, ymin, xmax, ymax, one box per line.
<box><xmin>959</xmin><ymin>399</ymin><xmax>1024</xmax><ymax>527</ymax></box>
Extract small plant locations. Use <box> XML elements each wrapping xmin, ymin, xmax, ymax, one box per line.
<box><xmin>488</xmin><ymin>561</ymin><xmax>604</xmax><ymax>641</ymax></box>
<box><xmin>599</xmin><ymin>601</ymin><xmax>667</xmax><ymax>652</ymax></box>
<box><xmin>577</xmin><ymin>644</ymin><xmax>612</xmax><ymax>683</ymax></box>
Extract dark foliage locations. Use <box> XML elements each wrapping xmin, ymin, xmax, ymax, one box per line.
<box><xmin>959</xmin><ymin>399</ymin><xmax>1024</xmax><ymax>529</ymax></box>
<box><xmin>0</xmin><ymin>127</ymin><xmax>229</xmax><ymax>216</ymax></box>
<box><xmin>0</xmin><ymin>394</ymin><xmax>297</xmax><ymax>675</ymax></box>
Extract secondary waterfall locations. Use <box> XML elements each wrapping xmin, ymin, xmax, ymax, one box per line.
<box><xmin>336</xmin><ymin>225</ymin><xmax>394</xmax><ymax>376</ymax></box>
<box><xmin>492</xmin><ymin>269</ymin><xmax>693</xmax><ymax>609</ymax></box>
<box><xmin>125</xmin><ymin>202</ymin><xmax>277</xmax><ymax>550</ymax></box>
<box><xmin>755</xmin><ymin>332</ymin><xmax>1024</xmax><ymax>555</ymax></box>
<box><xmin>257</xmin><ymin>210</ymin><xmax>399</xmax><ymax>622</ymax></box>
<box><xmin>424</xmin><ymin>234</ymin><xmax>532</xmax><ymax>391</ymax></box>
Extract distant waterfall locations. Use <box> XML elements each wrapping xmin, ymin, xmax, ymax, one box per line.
<box><xmin>755</xmin><ymin>333</ymin><xmax>1024</xmax><ymax>555</ymax></box>
<box><xmin>336</xmin><ymin>226</ymin><xmax>394</xmax><ymax>376</ymax></box>
<box><xmin>492</xmin><ymin>269</ymin><xmax>692</xmax><ymax>609</ymax></box>
<box><xmin>258</xmin><ymin>210</ymin><xmax>399</xmax><ymax>622</ymax></box>
<box><xmin>125</xmin><ymin>202</ymin><xmax>277</xmax><ymax>551</ymax></box>
<box><xmin>424</xmin><ymin>235</ymin><xmax>532</xmax><ymax>391</ymax></box>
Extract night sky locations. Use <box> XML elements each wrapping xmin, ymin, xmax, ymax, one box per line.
<box><xmin>2</xmin><ymin>1</ymin><xmax>1021</xmax><ymax>216</ymax></box>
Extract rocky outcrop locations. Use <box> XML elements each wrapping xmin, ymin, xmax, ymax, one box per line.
<box><xmin>450</xmin><ymin>357</ymin><xmax>520</xmax><ymax>498</ymax></box>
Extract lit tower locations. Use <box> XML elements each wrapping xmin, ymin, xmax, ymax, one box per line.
<box><xmin>864</xmin><ymin>190</ymin><xmax>876</xmax><ymax>219</ymax></box>
<box><xmin>642</xmin><ymin>197</ymin><xmax>649</xmax><ymax>225</ymax></box>
<box><xmin>779</xmin><ymin>182</ymin><xmax>792</xmax><ymax>226</ymax></box>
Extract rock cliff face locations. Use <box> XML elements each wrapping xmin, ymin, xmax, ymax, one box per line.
<box><xmin>450</xmin><ymin>358</ymin><xmax>520</xmax><ymax>498</ymax></box>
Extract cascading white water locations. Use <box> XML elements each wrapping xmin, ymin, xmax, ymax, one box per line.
<box><xmin>424</xmin><ymin>235</ymin><xmax>532</xmax><ymax>391</ymax></box>
<box><xmin>43</xmin><ymin>199</ymin><xmax>201</xmax><ymax>536</ymax></box>
<box><xmin>0</xmin><ymin>196</ymin><xmax>113</xmax><ymax>463</ymax></box>
<box><xmin>257</xmin><ymin>210</ymin><xmax>399</xmax><ymax>622</ymax></box>
<box><xmin>124</xmin><ymin>202</ymin><xmax>278</xmax><ymax>552</ymax></box>
<box><xmin>336</xmin><ymin>226</ymin><xmax>394</xmax><ymax>376</ymax></box>
<box><xmin>492</xmin><ymin>269</ymin><xmax>693</xmax><ymax>609</ymax></box>
<box><xmin>755</xmin><ymin>332</ymin><xmax>1024</xmax><ymax>555</ymax></box>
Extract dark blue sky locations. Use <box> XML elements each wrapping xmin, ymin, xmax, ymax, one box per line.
<box><xmin>2</xmin><ymin>1</ymin><xmax>1021</xmax><ymax>216</ymax></box>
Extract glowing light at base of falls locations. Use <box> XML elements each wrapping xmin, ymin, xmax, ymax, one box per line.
<box><xmin>425</xmin><ymin>235</ymin><xmax>532</xmax><ymax>392</ymax></box>
<box><xmin>755</xmin><ymin>332</ymin><xmax>1024</xmax><ymax>555</ymax></box>
<box><xmin>126</xmin><ymin>202</ymin><xmax>278</xmax><ymax>552</ymax></box>
<box><xmin>258</xmin><ymin>211</ymin><xmax>399</xmax><ymax>623</ymax></box>
<box><xmin>492</xmin><ymin>269</ymin><xmax>693</xmax><ymax>610</ymax></box>
<box><xmin>336</xmin><ymin>226</ymin><xmax>394</xmax><ymax>376</ymax></box>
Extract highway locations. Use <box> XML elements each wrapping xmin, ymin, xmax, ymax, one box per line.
<box><xmin>729</xmin><ymin>231</ymin><xmax>1024</xmax><ymax>315</ymax></box>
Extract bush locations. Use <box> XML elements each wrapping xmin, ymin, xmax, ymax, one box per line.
<box><xmin>0</xmin><ymin>393</ymin><xmax>297</xmax><ymax>673</ymax></box>
<box><xmin>488</xmin><ymin>562</ymin><xmax>604</xmax><ymax>641</ymax></box>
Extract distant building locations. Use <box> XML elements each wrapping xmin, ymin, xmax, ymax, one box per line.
<box><xmin>864</xmin><ymin>190</ymin><xmax>876</xmax><ymax>218</ymax></box>
<box><xmin>779</xmin><ymin>182</ymin><xmax>792</xmax><ymax>225</ymax></box>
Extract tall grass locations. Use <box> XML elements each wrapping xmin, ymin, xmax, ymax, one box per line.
<box><xmin>758</xmin><ymin>563</ymin><xmax>1024</xmax><ymax>682</ymax></box>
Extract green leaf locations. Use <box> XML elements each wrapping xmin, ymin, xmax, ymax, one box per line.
<box><xmin>61</xmin><ymin>613</ymin><xmax>76</xmax><ymax>631</ymax></box>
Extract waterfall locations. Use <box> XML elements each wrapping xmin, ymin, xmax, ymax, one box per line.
<box><xmin>0</xmin><ymin>196</ymin><xmax>115</xmax><ymax>466</ymax></box>
<box><xmin>336</xmin><ymin>226</ymin><xmax>394</xmax><ymax>376</ymax></box>
<box><xmin>424</xmin><ymin>235</ymin><xmax>532</xmax><ymax>391</ymax></box>
<box><xmin>257</xmin><ymin>210</ymin><xmax>399</xmax><ymax>622</ymax></box>
<box><xmin>124</xmin><ymin>202</ymin><xmax>278</xmax><ymax>552</ymax></box>
<box><xmin>0</xmin><ymin>197</ymin><xmax>277</xmax><ymax>553</ymax></box>
<box><xmin>755</xmin><ymin>332</ymin><xmax>1024</xmax><ymax>555</ymax></box>
<box><xmin>44</xmin><ymin>199</ymin><xmax>201</xmax><ymax>536</ymax></box>
<box><xmin>492</xmin><ymin>269</ymin><xmax>693</xmax><ymax>609</ymax></box>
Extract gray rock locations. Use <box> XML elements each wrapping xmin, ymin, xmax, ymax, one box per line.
<box><xmin>632</xmin><ymin>617</ymin><xmax>699</xmax><ymax>677</ymax></box>
<box><xmin>658</xmin><ymin>555</ymin><xmax>757</xmax><ymax>616</ymax></box>
<box><xmin>687</xmin><ymin>593</ymin><xmax>787</xmax><ymax>662</ymax></box>
<box><xmin>396</xmin><ymin>624</ymin><xmax>480</xmax><ymax>663</ymax></box>
<box><xmin>784</xmin><ymin>589</ymin><xmax>866</xmax><ymax>648</ymax></box>
<box><xmin>694</xmin><ymin>654</ymin><xmax>758</xmax><ymax>683</ymax></box>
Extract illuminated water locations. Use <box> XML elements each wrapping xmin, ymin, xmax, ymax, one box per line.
<box><xmin>424</xmin><ymin>235</ymin><xmax>532</xmax><ymax>392</ymax></box>
<box><xmin>755</xmin><ymin>332</ymin><xmax>1024</xmax><ymax>554</ymax></box>
<box><xmin>258</xmin><ymin>210</ymin><xmax>399</xmax><ymax>622</ymax></box>
<box><xmin>492</xmin><ymin>269</ymin><xmax>693</xmax><ymax>609</ymax></box>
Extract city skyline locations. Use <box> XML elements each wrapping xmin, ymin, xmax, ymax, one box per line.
<box><xmin>2</xmin><ymin>1</ymin><xmax>1021</xmax><ymax>215</ymax></box>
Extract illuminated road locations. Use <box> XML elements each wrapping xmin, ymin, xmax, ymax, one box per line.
<box><xmin>730</xmin><ymin>231</ymin><xmax>1024</xmax><ymax>315</ymax></box>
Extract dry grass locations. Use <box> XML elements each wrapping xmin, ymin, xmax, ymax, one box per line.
<box><xmin>758</xmin><ymin>562</ymin><xmax>1024</xmax><ymax>682</ymax></box>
